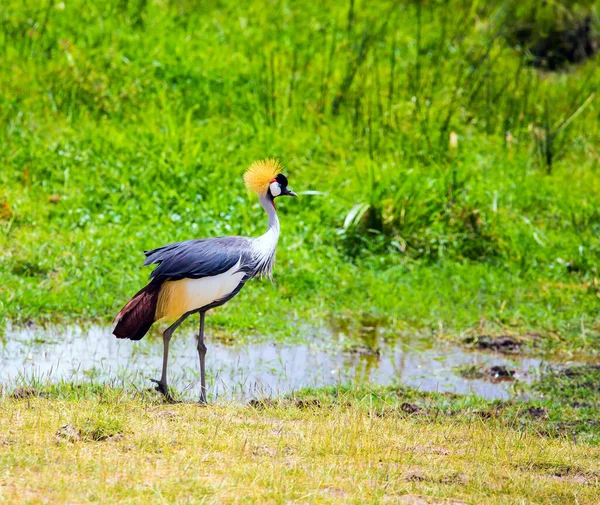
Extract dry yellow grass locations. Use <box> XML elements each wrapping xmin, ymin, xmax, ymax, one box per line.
<box><xmin>0</xmin><ymin>396</ymin><xmax>599</xmax><ymax>504</ymax></box>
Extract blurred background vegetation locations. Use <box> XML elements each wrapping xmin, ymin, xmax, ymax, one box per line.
<box><xmin>0</xmin><ymin>0</ymin><xmax>598</xmax><ymax>349</ymax></box>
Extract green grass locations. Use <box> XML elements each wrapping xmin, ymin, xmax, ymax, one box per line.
<box><xmin>2</xmin><ymin>2</ymin><xmax>600</xmax><ymax>501</ymax></box>
<box><xmin>0</xmin><ymin>0</ymin><xmax>599</xmax><ymax>352</ymax></box>
<box><xmin>1</xmin><ymin>381</ymin><xmax>599</xmax><ymax>504</ymax></box>
<box><xmin>292</xmin><ymin>365</ymin><xmax>600</xmax><ymax>444</ymax></box>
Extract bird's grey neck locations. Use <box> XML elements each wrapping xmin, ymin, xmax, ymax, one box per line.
<box><xmin>251</xmin><ymin>195</ymin><xmax>280</xmax><ymax>278</ymax></box>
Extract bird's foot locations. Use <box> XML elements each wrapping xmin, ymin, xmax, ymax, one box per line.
<box><xmin>198</xmin><ymin>393</ymin><xmax>208</xmax><ymax>406</ymax></box>
<box><xmin>150</xmin><ymin>378</ymin><xmax>175</xmax><ymax>403</ymax></box>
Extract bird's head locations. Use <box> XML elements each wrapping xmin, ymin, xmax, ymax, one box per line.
<box><xmin>267</xmin><ymin>173</ymin><xmax>297</xmax><ymax>199</ymax></box>
<box><xmin>244</xmin><ymin>159</ymin><xmax>297</xmax><ymax>206</ymax></box>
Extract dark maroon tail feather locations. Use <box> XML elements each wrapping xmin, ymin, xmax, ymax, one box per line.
<box><xmin>113</xmin><ymin>283</ymin><xmax>161</xmax><ymax>340</ymax></box>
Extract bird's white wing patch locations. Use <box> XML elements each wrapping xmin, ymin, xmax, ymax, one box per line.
<box><xmin>156</xmin><ymin>259</ymin><xmax>245</xmax><ymax>320</ymax></box>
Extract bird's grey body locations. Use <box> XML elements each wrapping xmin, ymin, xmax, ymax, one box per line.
<box><xmin>113</xmin><ymin>168</ymin><xmax>294</xmax><ymax>403</ymax></box>
<box><xmin>145</xmin><ymin>194</ymin><xmax>280</xmax><ymax>320</ymax></box>
<box><xmin>144</xmin><ymin>237</ymin><xmax>255</xmax><ymax>318</ymax></box>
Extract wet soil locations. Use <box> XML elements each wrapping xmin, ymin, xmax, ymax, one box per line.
<box><xmin>471</xmin><ymin>335</ymin><xmax>522</xmax><ymax>353</ymax></box>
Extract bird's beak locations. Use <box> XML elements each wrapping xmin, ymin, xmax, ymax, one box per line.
<box><xmin>283</xmin><ymin>187</ymin><xmax>298</xmax><ymax>197</ymax></box>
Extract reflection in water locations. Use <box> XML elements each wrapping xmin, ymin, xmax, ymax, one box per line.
<box><xmin>0</xmin><ymin>323</ymin><xmax>551</xmax><ymax>401</ymax></box>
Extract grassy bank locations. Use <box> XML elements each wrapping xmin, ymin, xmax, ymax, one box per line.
<box><xmin>2</xmin><ymin>2</ymin><xmax>600</xmax><ymax>502</ymax></box>
<box><xmin>1</xmin><ymin>0</ymin><xmax>599</xmax><ymax>351</ymax></box>
<box><xmin>1</xmin><ymin>382</ymin><xmax>599</xmax><ymax>504</ymax></box>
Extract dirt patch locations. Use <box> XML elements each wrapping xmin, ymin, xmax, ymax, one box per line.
<box><xmin>456</xmin><ymin>364</ymin><xmax>516</xmax><ymax>382</ymax></box>
<box><xmin>524</xmin><ymin>406</ymin><xmax>548</xmax><ymax>419</ymax></box>
<box><xmin>403</xmin><ymin>469</ymin><xmax>467</xmax><ymax>486</ymax></box>
<box><xmin>472</xmin><ymin>335</ymin><xmax>522</xmax><ymax>353</ymax></box>
<box><xmin>401</xmin><ymin>402</ymin><xmax>425</xmax><ymax>415</ymax></box>
<box><xmin>149</xmin><ymin>409</ymin><xmax>181</xmax><ymax>420</ymax></box>
<box><xmin>439</xmin><ymin>473</ymin><xmax>467</xmax><ymax>485</ymax></box>
<box><xmin>473</xmin><ymin>409</ymin><xmax>497</xmax><ymax>420</ymax></box>
<box><xmin>571</xmin><ymin>401</ymin><xmax>592</xmax><ymax>409</ymax></box>
<box><xmin>559</xmin><ymin>363</ymin><xmax>600</xmax><ymax>378</ymax></box>
<box><xmin>414</xmin><ymin>445</ymin><xmax>452</xmax><ymax>456</ymax></box>
<box><xmin>517</xmin><ymin>461</ymin><xmax>598</xmax><ymax>483</ymax></box>
<box><xmin>248</xmin><ymin>397</ymin><xmax>324</xmax><ymax>411</ymax></box>
<box><xmin>251</xmin><ymin>444</ymin><xmax>277</xmax><ymax>457</ymax></box>
<box><xmin>248</xmin><ymin>398</ymin><xmax>276</xmax><ymax>409</ymax></box>
<box><xmin>486</xmin><ymin>365</ymin><xmax>515</xmax><ymax>382</ymax></box>
<box><xmin>396</xmin><ymin>496</ymin><xmax>430</xmax><ymax>505</ymax></box>
<box><xmin>404</xmin><ymin>470</ymin><xmax>430</xmax><ymax>482</ymax></box>
<box><xmin>11</xmin><ymin>387</ymin><xmax>39</xmax><ymax>399</ymax></box>
<box><xmin>293</xmin><ymin>398</ymin><xmax>322</xmax><ymax>410</ymax></box>
<box><xmin>319</xmin><ymin>487</ymin><xmax>346</xmax><ymax>497</ymax></box>
<box><xmin>556</xmin><ymin>419</ymin><xmax>600</xmax><ymax>434</ymax></box>
<box><xmin>547</xmin><ymin>473</ymin><xmax>590</xmax><ymax>485</ymax></box>
<box><xmin>55</xmin><ymin>424</ymin><xmax>81</xmax><ymax>443</ymax></box>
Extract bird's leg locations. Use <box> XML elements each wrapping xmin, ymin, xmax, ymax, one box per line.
<box><xmin>150</xmin><ymin>313</ymin><xmax>189</xmax><ymax>402</ymax></box>
<box><xmin>152</xmin><ymin>330</ymin><xmax>173</xmax><ymax>400</ymax></box>
<box><xmin>197</xmin><ymin>311</ymin><xmax>208</xmax><ymax>404</ymax></box>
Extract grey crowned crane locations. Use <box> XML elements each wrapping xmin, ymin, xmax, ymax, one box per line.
<box><xmin>112</xmin><ymin>159</ymin><xmax>297</xmax><ymax>403</ymax></box>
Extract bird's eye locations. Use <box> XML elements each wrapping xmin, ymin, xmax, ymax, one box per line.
<box><xmin>269</xmin><ymin>181</ymin><xmax>281</xmax><ymax>197</ymax></box>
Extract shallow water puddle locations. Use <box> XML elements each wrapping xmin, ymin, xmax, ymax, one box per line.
<box><xmin>1</xmin><ymin>324</ymin><xmax>550</xmax><ymax>400</ymax></box>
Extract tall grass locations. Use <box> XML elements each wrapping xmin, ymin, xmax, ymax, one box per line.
<box><xmin>0</xmin><ymin>0</ymin><xmax>598</xmax><ymax>344</ymax></box>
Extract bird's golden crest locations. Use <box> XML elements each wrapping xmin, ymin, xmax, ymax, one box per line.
<box><xmin>244</xmin><ymin>158</ymin><xmax>282</xmax><ymax>195</ymax></box>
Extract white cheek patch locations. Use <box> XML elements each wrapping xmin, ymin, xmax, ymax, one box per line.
<box><xmin>269</xmin><ymin>181</ymin><xmax>281</xmax><ymax>196</ymax></box>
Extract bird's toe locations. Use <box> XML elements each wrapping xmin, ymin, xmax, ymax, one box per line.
<box><xmin>150</xmin><ymin>378</ymin><xmax>169</xmax><ymax>396</ymax></box>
